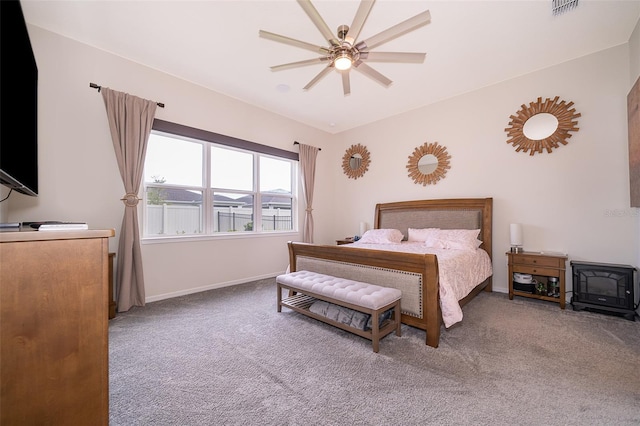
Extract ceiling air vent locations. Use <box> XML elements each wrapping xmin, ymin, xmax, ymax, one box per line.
<box><xmin>552</xmin><ymin>0</ymin><xmax>579</xmax><ymax>16</ymax></box>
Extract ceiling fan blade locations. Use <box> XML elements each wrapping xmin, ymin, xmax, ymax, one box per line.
<box><xmin>359</xmin><ymin>51</ymin><xmax>426</xmax><ymax>63</ymax></box>
<box><xmin>297</xmin><ymin>0</ymin><xmax>340</xmax><ymax>47</ymax></box>
<box><xmin>342</xmin><ymin>71</ymin><xmax>351</xmax><ymax>95</ymax></box>
<box><xmin>344</xmin><ymin>0</ymin><xmax>375</xmax><ymax>47</ymax></box>
<box><xmin>303</xmin><ymin>65</ymin><xmax>334</xmax><ymax>90</ymax></box>
<box><xmin>353</xmin><ymin>61</ymin><xmax>392</xmax><ymax>87</ymax></box>
<box><xmin>270</xmin><ymin>57</ymin><xmax>330</xmax><ymax>71</ymax></box>
<box><xmin>259</xmin><ymin>30</ymin><xmax>330</xmax><ymax>55</ymax></box>
<box><xmin>356</xmin><ymin>10</ymin><xmax>431</xmax><ymax>51</ymax></box>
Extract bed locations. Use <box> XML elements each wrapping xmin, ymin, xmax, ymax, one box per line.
<box><xmin>285</xmin><ymin>197</ymin><xmax>493</xmax><ymax>348</ymax></box>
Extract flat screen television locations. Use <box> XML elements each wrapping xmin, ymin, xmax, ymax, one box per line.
<box><xmin>0</xmin><ymin>0</ymin><xmax>39</xmax><ymax>196</ymax></box>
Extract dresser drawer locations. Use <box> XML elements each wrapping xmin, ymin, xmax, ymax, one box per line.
<box><xmin>512</xmin><ymin>254</ymin><xmax>564</xmax><ymax>268</ymax></box>
<box><xmin>513</xmin><ymin>265</ymin><xmax>561</xmax><ymax>277</ymax></box>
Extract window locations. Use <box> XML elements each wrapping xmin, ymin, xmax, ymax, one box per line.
<box><xmin>143</xmin><ymin>120</ymin><xmax>298</xmax><ymax>238</ymax></box>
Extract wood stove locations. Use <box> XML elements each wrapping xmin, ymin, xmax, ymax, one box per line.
<box><xmin>571</xmin><ymin>261</ymin><xmax>637</xmax><ymax>321</ymax></box>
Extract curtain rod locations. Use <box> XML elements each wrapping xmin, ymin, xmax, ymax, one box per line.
<box><xmin>89</xmin><ymin>83</ymin><xmax>165</xmax><ymax>108</ymax></box>
<box><xmin>294</xmin><ymin>141</ymin><xmax>321</xmax><ymax>151</ymax></box>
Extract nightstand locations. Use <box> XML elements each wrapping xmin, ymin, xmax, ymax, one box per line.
<box><xmin>506</xmin><ymin>251</ymin><xmax>568</xmax><ymax>309</ymax></box>
<box><xmin>336</xmin><ymin>238</ymin><xmax>354</xmax><ymax>245</ymax></box>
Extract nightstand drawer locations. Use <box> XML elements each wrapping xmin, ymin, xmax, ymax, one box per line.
<box><xmin>513</xmin><ymin>255</ymin><xmax>564</xmax><ymax>268</ymax></box>
<box><xmin>513</xmin><ymin>265</ymin><xmax>560</xmax><ymax>277</ymax></box>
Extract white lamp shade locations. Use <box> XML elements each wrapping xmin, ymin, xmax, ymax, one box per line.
<box><xmin>359</xmin><ymin>221</ymin><xmax>367</xmax><ymax>237</ymax></box>
<box><xmin>510</xmin><ymin>223</ymin><xmax>523</xmax><ymax>246</ymax></box>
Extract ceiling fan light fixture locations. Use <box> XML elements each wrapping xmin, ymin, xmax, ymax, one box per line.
<box><xmin>334</xmin><ymin>53</ymin><xmax>353</xmax><ymax>70</ymax></box>
<box><xmin>260</xmin><ymin>1</ymin><xmax>431</xmax><ymax>94</ymax></box>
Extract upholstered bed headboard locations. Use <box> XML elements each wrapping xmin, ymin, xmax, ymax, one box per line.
<box><xmin>374</xmin><ymin>198</ymin><xmax>493</xmax><ymax>258</ymax></box>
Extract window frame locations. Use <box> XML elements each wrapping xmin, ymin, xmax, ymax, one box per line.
<box><xmin>142</xmin><ymin>119</ymin><xmax>299</xmax><ymax>242</ymax></box>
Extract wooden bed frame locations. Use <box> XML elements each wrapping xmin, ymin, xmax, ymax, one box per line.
<box><xmin>286</xmin><ymin>198</ymin><xmax>493</xmax><ymax>348</ymax></box>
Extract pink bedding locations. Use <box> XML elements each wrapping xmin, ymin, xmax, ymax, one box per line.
<box><xmin>345</xmin><ymin>241</ymin><xmax>493</xmax><ymax>327</ymax></box>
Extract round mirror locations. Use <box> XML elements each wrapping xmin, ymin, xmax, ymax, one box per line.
<box><xmin>417</xmin><ymin>154</ymin><xmax>438</xmax><ymax>174</ymax></box>
<box><xmin>406</xmin><ymin>142</ymin><xmax>451</xmax><ymax>186</ymax></box>
<box><xmin>342</xmin><ymin>144</ymin><xmax>371</xmax><ymax>180</ymax></box>
<box><xmin>523</xmin><ymin>113</ymin><xmax>558</xmax><ymax>140</ymax></box>
<box><xmin>349</xmin><ymin>153</ymin><xmax>363</xmax><ymax>170</ymax></box>
<box><xmin>505</xmin><ymin>96</ymin><xmax>581</xmax><ymax>155</ymax></box>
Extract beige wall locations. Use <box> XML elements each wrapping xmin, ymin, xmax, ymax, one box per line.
<box><xmin>3</xmin><ymin>21</ymin><xmax>639</xmax><ymax>303</ymax></box>
<box><xmin>629</xmin><ymin>20</ymin><xmax>640</xmax><ymax>272</ymax></box>
<box><xmin>630</xmin><ymin>17</ymin><xmax>640</xmax><ymax>272</ymax></box>
<box><xmin>4</xmin><ymin>26</ymin><xmax>336</xmax><ymax>301</ymax></box>
<box><xmin>630</xmin><ymin>18</ymin><xmax>640</xmax><ymax>83</ymax></box>
<box><xmin>331</xmin><ymin>43</ymin><xmax>636</xmax><ymax>296</ymax></box>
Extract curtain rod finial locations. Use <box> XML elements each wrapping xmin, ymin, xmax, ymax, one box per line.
<box><xmin>293</xmin><ymin>141</ymin><xmax>320</xmax><ymax>151</ymax></box>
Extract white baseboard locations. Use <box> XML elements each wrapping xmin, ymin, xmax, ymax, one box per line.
<box><xmin>145</xmin><ymin>272</ymin><xmax>280</xmax><ymax>303</ymax></box>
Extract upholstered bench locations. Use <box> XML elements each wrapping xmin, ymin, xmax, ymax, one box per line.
<box><xmin>276</xmin><ymin>270</ymin><xmax>402</xmax><ymax>353</ymax></box>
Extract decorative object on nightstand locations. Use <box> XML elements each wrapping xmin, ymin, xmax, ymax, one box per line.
<box><xmin>506</xmin><ymin>251</ymin><xmax>568</xmax><ymax>309</ymax></box>
<box><xmin>547</xmin><ymin>276</ymin><xmax>560</xmax><ymax>297</ymax></box>
<box><xmin>509</xmin><ymin>223</ymin><xmax>523</xmax><ymax>253</ymax></box>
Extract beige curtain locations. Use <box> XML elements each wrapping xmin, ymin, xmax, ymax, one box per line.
<box><xmin>298</xmin><ymin>144</ymin><xmax>320</xmax><ymax>243</ymax></box>
<box><xmin>101</xmin><ymin>88</ymin><xmax>157</xmax><ymax>312</ymax></box>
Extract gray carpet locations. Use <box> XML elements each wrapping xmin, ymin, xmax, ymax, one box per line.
<box><xmin>109</xmin><ymin>278</ymin><xmax>640</xmax><ymax>426</ymax></box>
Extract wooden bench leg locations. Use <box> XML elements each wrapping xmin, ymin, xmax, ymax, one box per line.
<box><xmin>371</xmin><ymin>309</ymin><xmax>380</xmax><ymax>353</ymax></box>
<box><xmin>277</xmin><ymin>282</ymin><xmax>282</xmax><ymax>313</ymax></box>
<box><xmin>394</xmin><ymin>301</ymin><xmax>402</xmax><ymax>337</ymax></box>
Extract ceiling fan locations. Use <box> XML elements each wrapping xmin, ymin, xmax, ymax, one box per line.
<box><xmin>259</xmin><ymin>0</ymin><xmax>431</xmax><ymax>95</ymax></box>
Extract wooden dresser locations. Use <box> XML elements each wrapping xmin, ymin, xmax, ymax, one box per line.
<box><xmin>0</xmin><ymin>229</ymin><xmax>114</xmax><ymax>425</ymax></box>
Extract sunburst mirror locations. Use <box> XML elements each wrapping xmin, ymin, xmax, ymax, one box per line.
<box><xmin>342</xmin><ymin>143</ymin><xmax>371</xmax><ymax>179</ymax></box>
<box><xmin>406</xmin><ymin>141</ymin><xmax>451</xmax><ymax>186</ymax></box>
<box><xmin>505</xmin><ymin>96</ymin><xmax>580</xmax><ymax>155</ymax></box>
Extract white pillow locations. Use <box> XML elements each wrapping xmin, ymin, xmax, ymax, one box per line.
<box><xmin>424</xmin><ymin>229</ymin><xmax>482</xmax><ymax>251</ymax></box>
<box><xmin>358</xmin><ymin>228</ymin><xmax>404</xmax><ymax>244</ymax></box>
<box><xmin>407</xmin><ymin>228</ymin><xmax>440</xmax><ymax>242</ymax></box>
<box><xmin>444</xmin><ymin>238</ymin><xmax>482</xmax><ymax>251</ymax></box>
<box><xmin>423</xmin><ymin>237</ymin><xmax>448</xmax><ymax>249</ymax></box>
<box><xmin>437</xmin><ymin>229</ymin><xmax>481</xmax><ymax>244</ymax></box>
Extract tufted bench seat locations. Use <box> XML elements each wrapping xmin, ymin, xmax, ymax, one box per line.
<box><xmin>276</xmin><ymin>270</ymin><xmax>402</xmax><ymax>352</ymax></box>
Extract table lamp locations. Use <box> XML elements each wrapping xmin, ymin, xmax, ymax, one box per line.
<box><xmin>510</xmin><ymin>223</ymin><xmax>523</xmax><ymax>253</ymax></box>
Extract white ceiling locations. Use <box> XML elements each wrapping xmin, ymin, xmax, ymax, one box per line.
<box><xmin>21</xmin><ymin>0</ymin><xmax>640</xmax><ymax>134</ymax></box>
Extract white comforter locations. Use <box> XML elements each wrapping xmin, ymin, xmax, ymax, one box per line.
<box><xmin>345</xmin><ymin>241</ymin><xmax>493</xmax><ymax>328</ymax></box>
